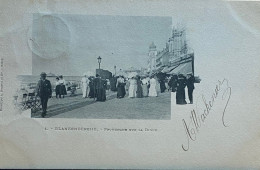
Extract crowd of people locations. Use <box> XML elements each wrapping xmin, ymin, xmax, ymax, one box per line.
<box><xmin>80</xmin><ymin>72</ymin><xmax>195</xmax><ymax>105</ymax></box>
<box><xmin>35</xmin><ymin>71</ymin><xmax>195</xmax><ymax>117</ymax></box>
<box><xmin>108</xmin><ymin>73</ymin><xmax>195</xmax><ymax>105</ymax></box>
<box><xmin>81</xmin><ymin>74</ymin><xmax>107</xmax><ymax>101</ymax></box>
<box><xmin>168</xmin><ymin>73</ymin><xmax>195</xmax><ymax>104</ymax></box>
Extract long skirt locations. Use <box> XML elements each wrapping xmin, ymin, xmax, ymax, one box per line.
<box><xmin>142</xmin><ymin>84</ymin><xmax>148</xmax><ymax>97</ymax></box>
<box><xmin>176</xmin><ymin>88</ymin><xmax>187</xmax><ymax>104</ymax></box>
<box><xmin>89</xmin><ymin>86</ymin><xmax>95</xmax><ymax>98</ymax></box>
<box><xmin>136</xmin><ymin>85</ymin><xmax>143</xmax><ymax>98</ymax></box>
<box><xmin>128</xmin><ymin>85</ymin><xmax>136</xmax><ymax>98</ymax></box>
<box><xmin>82</xmin><ymin>84</ymin><xmax>88</xmax><ymax>98</ymax></box>
<box><xmin>55</xmin><ymin>85</ymin><xmax>61</xmax><ymax>96</ymax></box>
<box><xmin>160</xmin><ymin>82</ymin><xmax>166</xmax><ymax>93</ymax></box>
<box><xmin>60</xmin><ymin>85</ymin><xmax>67</xmax><ymax>95</ymax></box>
<box><xmin>149</xmin><ymin>84</ymin><xmax>157</xmax><ymax>97</ymax></box>
<box><xmin>117</xmin><ymin>84</ymin><xmax>126</xmax><ymax>98</ymax></box>
<box><xmin>96</xmin><ymin>89</ymin><xmax>106</xmax><ymax>101</ymax></box>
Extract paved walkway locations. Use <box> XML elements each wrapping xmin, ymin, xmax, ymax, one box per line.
<box><xmin>31</xmin><ymin>90</ymin><xmax>117</xmax><ymax>118</ymax></box>
<box><xmin>51</xmin><ymin>92</ymin><xmax>171</xmax><ymax>119</ymax></box>
<box><xmin>32</xmin><ymin>91</ymin><xmax>171</xmax><ymax>119</ymax></box>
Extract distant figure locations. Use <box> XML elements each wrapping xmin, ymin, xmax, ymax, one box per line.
<box><xmin>141</xmin><ymin>76</ymin><xmax>149</xmax><ymax>97</ymax></box>
<box><xmin>128</xmin><ymin>77</ymin><xmax>137</xmax><ymax>98</ymax></box>
<box><xmin>176</xmin><ymin>74</ymin><xmax>187</xmax><ymax>104</ymax></box>
<box><xmin>125</xmin><ymin>78</ymin><xmax>130</xmax><ymax>93</ymax></box>
<box><xmin>116</xmin><ymin>76</ymin><xmax>126</xmax><ymax>98</ymax></box>
<box><xmin>168</xmin><ymin>74</ymin><xmax>178</xmax><ymax>92</ymax></box>
<box><xmin>81</xmin><ymin>74</ymin><xmax>90</xmax><ymax>98</ymax></box>
<box><xmin>88</xmin><ymin>76</ymin><xmax>95</xmax><ymax>98</ymax></box>
<box><xmin>155</xmin><ymin>76</ymin><xmax>161</xmax><ymax>95</ymax></box>
<box><xmin>110</xmin><ymin>76</ymin><xmax>117</xmax><ymax>92</ymax></box>
<box><xmin>136</xmin><ymin>76</ymin><xmax>143</xmax><ymax>98</ymax></box>
<box><xmin>93</xmin><ymin>74</ymin><xmax>106</xmax><ymax>101</ymax></box>
<box><xmin>148</xmin><ymin>76</ymin><xmax>157</xmax><ymax>97</ymax></box>
<box><xmin>165</xmin><ymin>77</ymin><xmax>170</xmax><ymax>91</ymax></box>
<box><xmin>55</xmin><ymin>77</ymin><xmax>60</xmax><ymax>98</ymax></box>
<box><xmin>58</xmin><ymin>75</ymin><xmax>67</xmax><ymax>98</ymax></box>
<box><xmin>106</xmin><ymin>79</ymin><xmax>111</xmax><ymax>91</ymax></box>
<box><xmin>36</xmin><ymin>72</ymin><xmax>52</xmax><ymax>118</ymax></box>
<box><xmin>159</xmin><ymin>78</ymin><xmax>166</xmax><ymax>93</ymax></box>
<box><xmin>186</xmin><ymin>73</ymin><xmax>195</xmax><ymax>104</ymax></box>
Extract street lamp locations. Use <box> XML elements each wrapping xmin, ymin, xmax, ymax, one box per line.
<box><xmin>97</xmin><ymin>56</ymin><xmax>102</xmax><ymax>69</ymax></box>
<box><xmin>114</xmin><ymin>65</ymin><xmax>116</xmax><ymax>76</ymax></box>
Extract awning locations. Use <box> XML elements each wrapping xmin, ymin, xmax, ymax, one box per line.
<box><xmin>161</xmin><ymin>65</ymin><xmax>178</xmax><ymax>73</ymax></box>
<box><xmin>169</xmin><ymin>62</ymin><xmax>192</xmax><ymax>75</ymax></box>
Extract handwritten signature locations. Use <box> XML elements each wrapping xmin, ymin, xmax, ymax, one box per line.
<box><xmin>182</xmin><ymin>78</ymin><xmax>231</xmax><ymax>151</ymax></box>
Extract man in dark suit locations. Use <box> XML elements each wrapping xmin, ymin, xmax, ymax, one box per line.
<box><xmin>186</xmin><ymin>73</ymin><xmax>195</xmax><ymax>104</ymax></box>
<box><xmin>93</xmin><ymin>74</ymin><xmax>106</xmax><ymax>101</ymax></box>
<box><xmin>36</xmin><ymin>72</ymin><xmax>52</xmax><ymax>117</ymax></box>
<box><xmin>176</xmin><ymin>74</ymin><xmax>187</xmax><ymax>104</ymax></box>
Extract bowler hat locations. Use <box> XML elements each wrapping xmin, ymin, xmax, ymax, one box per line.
<box><xmin>40</xmin><ymin>72</ymin><xmax>47</xmax><ymax>76</ymax></box>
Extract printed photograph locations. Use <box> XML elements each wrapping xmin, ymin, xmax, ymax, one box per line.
<box><xmin>14</xmin><ymin>14</ymin><xmax>200</xmax><ymax>119</ymax></box>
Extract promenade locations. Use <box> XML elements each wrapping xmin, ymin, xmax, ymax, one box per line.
<box><xmin>32</xmin><ymin>90</ymin><xmax>171</xmax><ymax>119</ymax></box>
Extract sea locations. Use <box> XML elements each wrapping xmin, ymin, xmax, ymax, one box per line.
<box><xmin>16</xmin><ymin>75</ymin><xmax>82</xmax><ymax>90</ymax></box>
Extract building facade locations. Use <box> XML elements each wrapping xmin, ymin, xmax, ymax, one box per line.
<box><xmin>168</xmin><ymin>27</ymin><xmax>188</xmax><ymax>64</ymax></box>
<box><xmin>147</xmin><ymin>42</ymin><xmax>157</xmax><ymax>73</ymax></box>
<box><xmin>148</xmin><ymin>26</ymin><xmax>193</xmax><ymax>75</ymax></box>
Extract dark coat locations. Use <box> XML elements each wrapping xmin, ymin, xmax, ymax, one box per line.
<box><xmin>168</xmin><ymin>76</ymin><xmax>178</xmax><ymax>92</ymax></box>
<box><xmin>176</xmin><ymin>76</ymin><xmax>187</xmax><ymax>104</ymax></box>
<box><xmin>186</xmin><ymin>76</ymin><xmax>195</xmax><ymax>90</ymax></box>
<box><xmin>36</xmin><ymin>79</ymin><xmax>52</xmax><ymax>98</ymax></box>
<box><xmin>94</xmin><ymin>77</ymin><xmax>106</xmax><ymax>101</ymax></box>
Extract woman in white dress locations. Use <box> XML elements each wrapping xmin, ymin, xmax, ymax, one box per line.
<box><xmin>81</xmin><ymin>74</ymin><xmax>89</xmax><ymax>98</ymax></box>
<box><xmin>148</xmin><ymin>76</ymin><xmax>157</xmax><ymax>97</ymax></box>
<box><xmin>155</xmin><ymin>76</ymin><xmax>161</xmax><ymax>95</ymax></box>
<box><xmin>128</xmin><ymin>77</ymin><xmax>137</xmax><ymax>98</ymax></box>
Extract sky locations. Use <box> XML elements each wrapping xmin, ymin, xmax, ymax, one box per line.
<box><xmin>30</xmin><ymin>0</ymin><xmax>260</xmax><ymax>82</ymax></box>
<box><xmin>32</xmin><ymin>14</ymin><xmax>172</xmax><ymax>76</ymax></box>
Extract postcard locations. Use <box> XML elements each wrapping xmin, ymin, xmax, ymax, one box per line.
<box><xmin>0</xmin><ymin>0</ymin><xmax>260</xmax><ymax>169</ymax></box>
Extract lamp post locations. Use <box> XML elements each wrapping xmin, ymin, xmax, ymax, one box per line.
<box><xmin>97</xmin><ymin>56</ymin><xmax>102</xmax><ymax>69</ymax></box>
<box><xmin>114</xmin><ymin>65</ymin><xmax>116</xmax><ymax>76</ymax></box>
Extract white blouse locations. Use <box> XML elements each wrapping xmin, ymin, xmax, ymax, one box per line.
<box><xmin>58</xmin><ymin>79</ymin><xmax>66</xmax><ymax>85</ymax></box>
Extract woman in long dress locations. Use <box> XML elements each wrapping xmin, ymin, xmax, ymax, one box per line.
<box><xmin>93</xmin><ymin>74</ymin><xmax>106</xmax><ymax>101</ymax></box>
<box><xmin>159</xmin><ymin>78</ymin><xmax>166</xmax><ymax>93</ymax></box>
<box><xmin>88</xmin><ymin>76</ymin><xmax>95</xmax><ymax>98</ymax></box>
<box><xmin>155</xmin><ymin>76</ymin><xmax>161</xmax><ymax>96</ymax></box>
<box><xmin>55</xmin><ymin>77</ymin><xmax>60</xmax><ymax>98</ymax></box>
<box><xmin>81</xmin><ymin>74</ymin><xmax>89</xmax><ymax>98</ymax></box>
<box><xmin>58</xmin><ymin>75</ymin><xmax>67</xmax><ymax>98</ymax></box>
<box><xmin>141</xmin><ymin>76</ymin><xmax>149</xmax><ymax>97</ymax></box>
<box><xmin>125</xmin><ymin>78</ymin><xmax>130</xmax><ymax>95</ymax></box>
<box><xmin>116</xmin><ymin>76</ymin><xmax>126</xmax><ymax>98</ymax></box>
<box><xmin>148</xmin><ymin>76</ymin><xmax>157</xmax><ymax>97</ymax></box>
<box><xmin>136</xmin><ymin>76</ymin><xmax>143</xmax><ymax>98</ymax></box>
<box><xmin>128</xmin><ymin>77</ymin><xmax>137</xmax><ymax>98</ymax></box>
